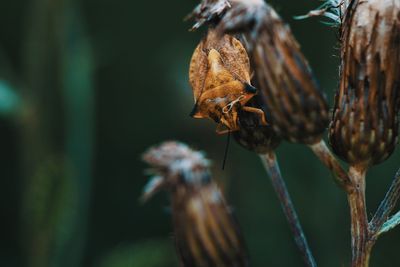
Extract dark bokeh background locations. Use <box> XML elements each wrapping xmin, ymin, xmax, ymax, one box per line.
<box><xmin>0</xmin><ymin>0</ymin><xmax>399</xmax><ymax>266</ymax></box>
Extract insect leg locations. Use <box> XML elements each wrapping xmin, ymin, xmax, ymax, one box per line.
<box><xmin>216</xmin><ymin>123</ymin><xmax>231</xmax><ymax>135</ymax></box>
<box><xmin>242</xmin><ymin>106</ymin><xmax>268</xmax><ymax>125</ymax></box>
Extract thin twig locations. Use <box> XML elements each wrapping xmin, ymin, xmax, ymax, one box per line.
<box><xmin>370</xmin><ymin>168</ymin><xmax>400</xmax><ymax>234</ymax></box>
<box><xmin>309</xmin><ymin>139</ymin><xmax>353</xmax><ymax>193</ymax></box>
<box><xmin>347</xmin><ymin>165</ymin><xmax>370</xmax><ymax>267</ymax></box>
<box><xmin>260</xmin><ymin>152</ymin><xmax>317</xmax><ymax>267</ymax></box>
<box><xmin>379</xmin><ymin>211</ymin><xmax>400</xmax><ymax>235</ymax></box>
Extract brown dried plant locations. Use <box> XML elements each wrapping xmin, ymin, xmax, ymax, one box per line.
<box><xmin>142</xmin><ymin>0</ymin><xmax>400</xmax><ymax>266</ymax></box>
<box><xmin>300</xmin><ymin>0</ymin><xmax>400</xmax><ymax>266</ymax></box>
<box><xmin>142</xmin><ymin>142</ymin><xmax>249</xmax><ymax>267</ymax></box>
<box><xmin>186</xmin><ymin>0</ymin><xmax>400</xmax><ymax>266</ymax></box>
<box><xmin>329</xmin><ymin>0</ymin><xmax>400</xmax><ymax>266</ymax></box>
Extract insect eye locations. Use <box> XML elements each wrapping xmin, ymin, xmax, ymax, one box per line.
<box><xmin>244</xmin><ymin>83</ymin><xmax>257</xmax><ymax>94</ymax></box>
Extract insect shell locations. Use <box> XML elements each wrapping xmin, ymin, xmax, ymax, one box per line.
<box><xmin>189</xmin><ymin>29</ymin><xmax>267</xmax><ymax>135</ymax></box>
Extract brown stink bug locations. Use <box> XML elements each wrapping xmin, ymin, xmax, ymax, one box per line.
<box><xmin>189</xmin><ymin>29</ymin><xmax>267</xmax><ymax>134</ymax></box>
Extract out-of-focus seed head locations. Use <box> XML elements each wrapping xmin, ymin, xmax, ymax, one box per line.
<box><xmin>142</xmin><ymin>141</ymin><xmax>210</xmax><ymax>201</ymax></box>
<box><xmin>329</xmin><ymin>0</ymin><xmax>400</xmax><ymax>167</ymax></box>
<box><xmin>188</xmin><ymin>0</ymin><xmax>231</xmax><ymax>31</ymax></box>
<box><xmin>189</xmin><ymin>0</ymin><xmax>330</xmax><ymax>144</ymax></box>
<box><xmin>189</xmin><ymin>29</ymin><xmax>268</xmax><ymax>135</ymax></box>
<box><xmin>142</xmin><ymin>141</ymin><xmax>249</xmax><ymax>267</ymax></box>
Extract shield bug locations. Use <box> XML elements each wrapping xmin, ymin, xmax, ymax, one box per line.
<box><xmin>189</xmin><ymin>29</ymin><xmax>267</xmax><ymax>135</ymax></box>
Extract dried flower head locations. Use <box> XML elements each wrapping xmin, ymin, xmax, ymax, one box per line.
<box><xmin>190</xmin><ymin>0</ymin><xmax>330</xmax><ymax>144</ymax></box>
<box><xmin>189</xmin><ymin>29</ymin><xmax>267</xmax><ymax>134</ymax></box>
<box><xmin>142</xmin><ymin>141</ymin><xmax>249</xmax><ymax>267</ymax></box>
<box><xmin>329</xmin><ymin>0</ymin><xmax>400</xmax><ymax>167</ymax></box>
<box><xmin>188</xmin><ymin>0</ymin><xmax>231</xmax><ymax>31</ymax></box>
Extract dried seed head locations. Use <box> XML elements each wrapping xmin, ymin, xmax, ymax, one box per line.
<box><xmin>188</xmin><ymin>0</ymin><xmax>231</xmax><ymax>31</ymax></box>
<box><xmin>190</xmin><ymin>0</ymin><xmax>330</xmax><ymax>144</ymax></box>
<box><xmin>329</xmin><ymin>0</ymin><xmax>400</xmax><ymax>167</ymax></box>
<box><xmin>189</xmin><ymin>29</ymin><xmax>267</xmax><ymax>134</ymax></box>
<box><xmin>142</xmin><ymin>141</ymin><xmax>249</xmax><ymax>267</ymax></box>
<box><xmin>238</xmin><ymin>2</ymin><xmax>330</xmax><ymax>144</ymax></box>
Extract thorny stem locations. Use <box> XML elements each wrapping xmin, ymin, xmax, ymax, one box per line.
<box><xmin>260</xmin><ymin>152</ymin><xmax>317</xmax><ymax>267</ymax></box>
<box><xmin>370</xmin><ymin>168</ymin><xmax>400</xmax><ymax>235</ymax></box>
<box><xmin>309</xmin><ymin>139</ymin><xmax>353</xmax><ymax>193</ymax></box>
<box><xmin>347</xmin><ymin>165</ymin><xmax>370</xmax><ymax>267</ymax></box>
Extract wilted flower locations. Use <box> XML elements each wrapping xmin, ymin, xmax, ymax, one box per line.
<box><xmin>142</xmin><ymin>141</ymin><xmax>249</xmax><ymax>267</ymax></box>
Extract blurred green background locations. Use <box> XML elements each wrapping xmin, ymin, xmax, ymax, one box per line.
<box><xmin>0</xmin><ymin>0</ymin><xmax>399</xmax><ymax>266</ymax></box>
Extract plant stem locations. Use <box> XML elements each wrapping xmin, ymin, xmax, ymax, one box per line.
<box><xmin>348</xmin><ymin>165</ymin><xmax>370</xmax><ymax>267</ymax></box>
<box><xmin>370</xmin><ymin>168</ymin><xmax>400</xmax><ymax>234</ymax></box>
<box><xmin>260</xmin><ymin>152</ymin><xmax>317</xmax><ymax>267</ymax></box>
<box><xmin>309</xmin><ymin>139</ymin><xmax>353</xmax><ymax>193</ymax></box>
<box><xmin>378</xmin><ymin>211</ymin><xmax>400</xmax><ymax>235</ymax></box>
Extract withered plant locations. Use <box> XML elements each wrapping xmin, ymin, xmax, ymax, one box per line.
<box><xmin>142</xmin><ymin>142</ymin><xmax>249</xmax><ymax>267</ymax></box>
<box><xmin>142</xmin><ymin>0</ymin><xmax>400</xmax><ymax>266</ymax></box>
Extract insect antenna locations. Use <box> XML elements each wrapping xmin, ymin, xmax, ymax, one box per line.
<box><xmin>222</xmin><ymin>130</ymin><xmax>231</xmax><ymax>170</ymax></box>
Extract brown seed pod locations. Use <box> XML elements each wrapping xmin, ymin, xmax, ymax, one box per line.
<box><xmin>329</xmin><ymin>0</ymin><xmax>400</xmax><ymax>167</ymax></box>
<box><xmin>142</xmin><ymin>142</ymin><xmax>249</xmax><ymax>267</ymax></box>
<box><xmin>189</xmin><ymin>29</ymin><xmax>267</xmax><ymax>134</ymax></box>
<box><xmin>213</xmin><ymin>0</ymin><xmax>330</xmax><ymax>144</ymax></box>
